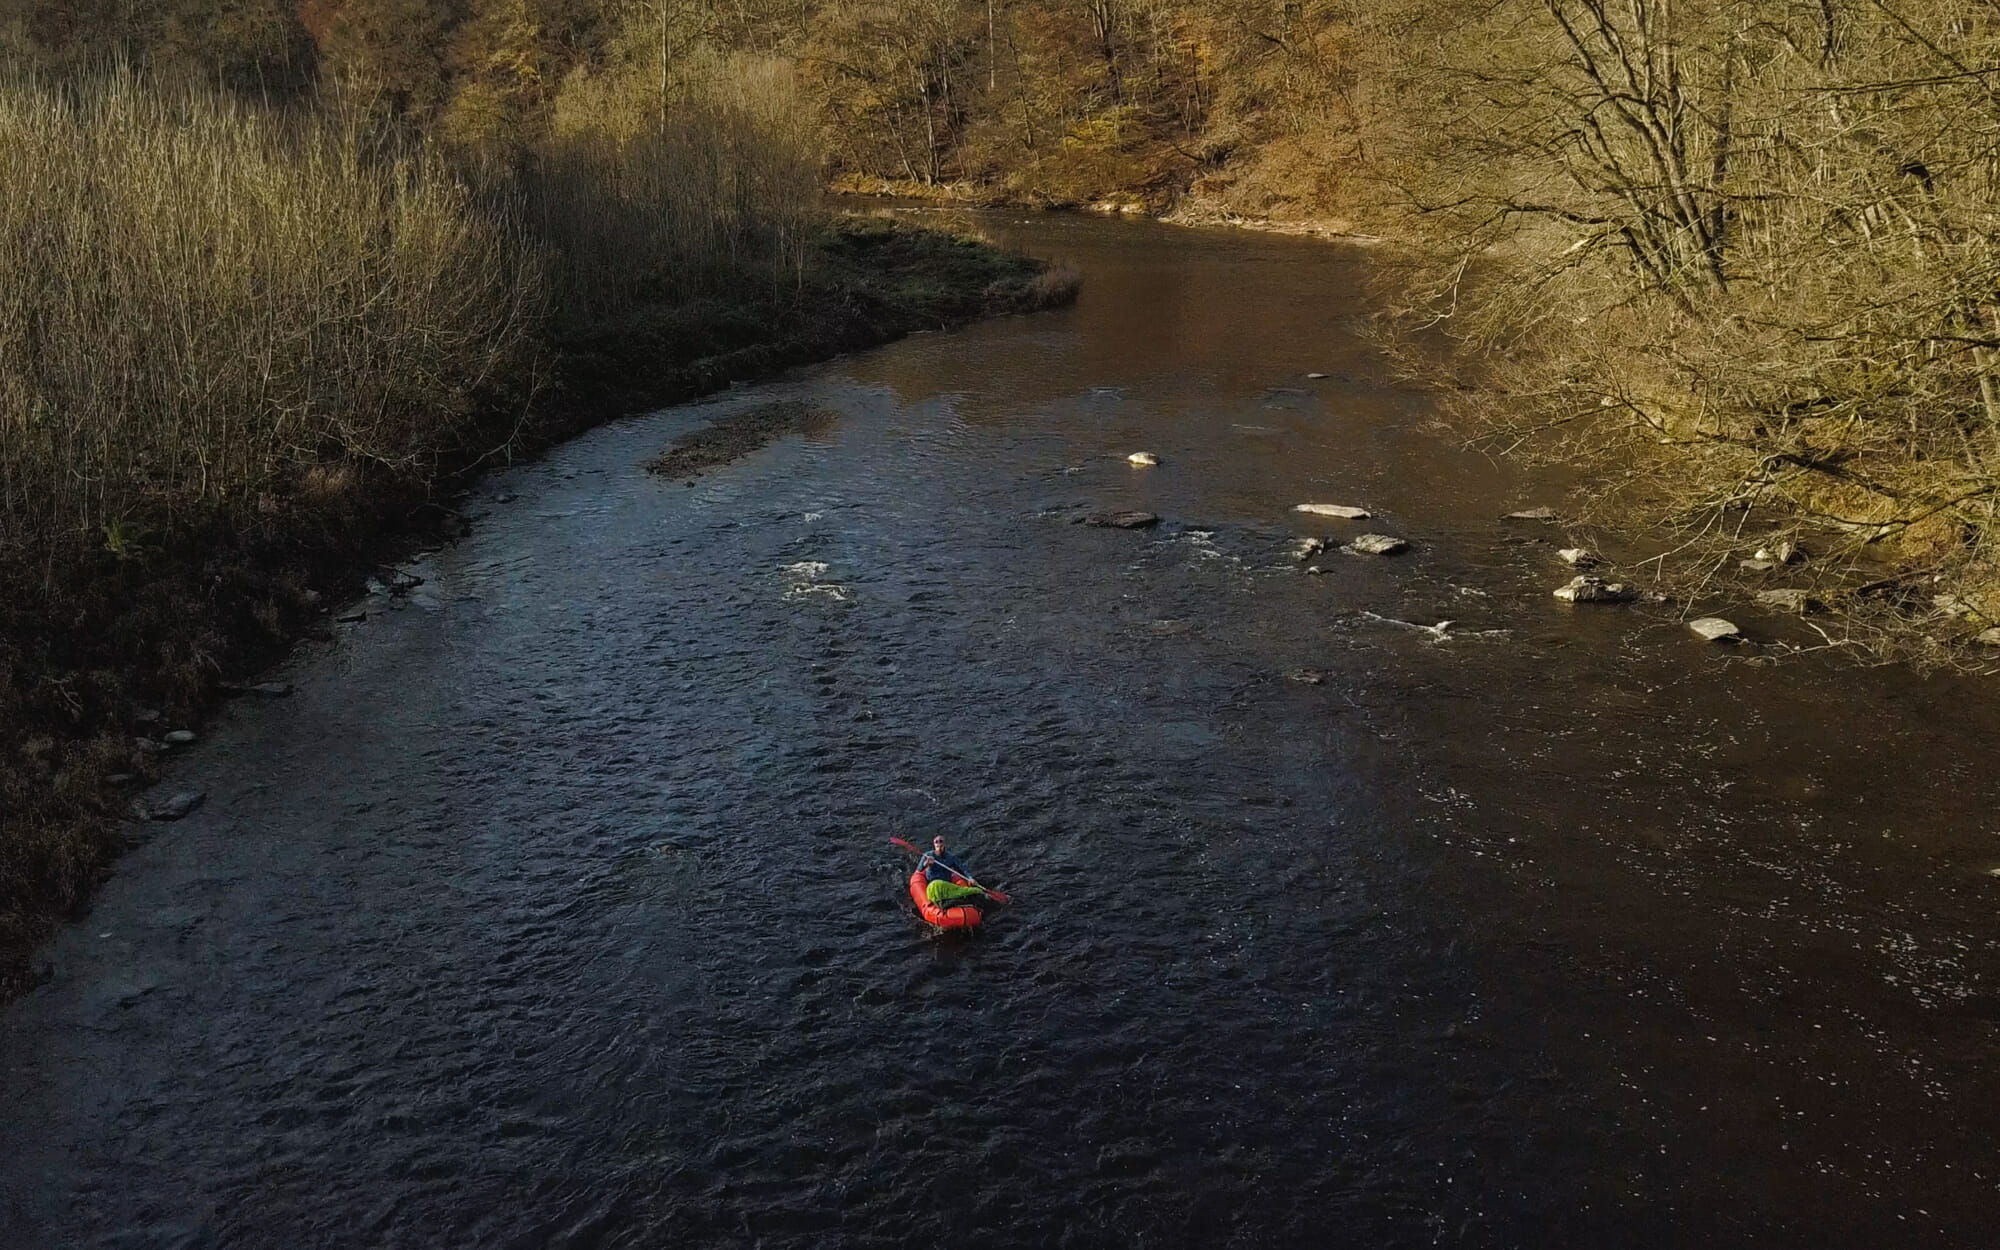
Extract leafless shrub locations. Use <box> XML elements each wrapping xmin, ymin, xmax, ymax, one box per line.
<box><xmin>0</xmin><ymin>69</ymin><xmax>545</xmax><ymax>599</ymax></box>
<box><xmin>1353</xmin><ymin>0</ymin><xmax>2000</xmax><ymax>663</ymax></box>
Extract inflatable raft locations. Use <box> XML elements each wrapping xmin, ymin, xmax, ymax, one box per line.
<box><xmin>908</xmin><ymin>869</ymin><xmax>984</xmax><ymax>930</ymax></box>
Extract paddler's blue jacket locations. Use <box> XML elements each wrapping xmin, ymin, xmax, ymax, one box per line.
<box><xmin>922</xmin><ymin>850</ymin><xmax>971</xmax><ymax>883</ymax></box>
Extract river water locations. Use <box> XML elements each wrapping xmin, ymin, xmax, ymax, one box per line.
<box><xmin>3</xmin><ymin>213</ymin><xmax>1996</xmax><ymax>1249</ymax></box>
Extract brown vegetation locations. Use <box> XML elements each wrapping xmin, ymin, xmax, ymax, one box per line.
<box><xmin>0</xmin><ymin>6</ymin><xmax>1076</xmax><ymax>993</ymax></box>
<box><xmin>1350</xmin><ymin>0</ymin><xmax>2000</xmax><ymax>664</ymax></box>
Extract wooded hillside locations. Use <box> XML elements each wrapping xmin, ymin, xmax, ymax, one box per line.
<box><xmin>0</xmin><ymin>2</ymin><xmax>1360</xmax><ymax>219</ymax></box>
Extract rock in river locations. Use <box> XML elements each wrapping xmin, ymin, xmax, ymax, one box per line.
<box><xmin>1554</xmin><ymin>575</ymin><xmax>1636</xmax><ymax>603</ymax></box>
<box><xmin>1295</xmin><ymin>503</ymin><xmax>1371</xmax><ymax>519</ymax></box>
<box><xmin>1558</xmin><ymin>548</ymin><xmax>1597</xmax><ymax>567</ymax></box>
<box><xmin>163</xmin><ymin>730</ymin><xmax>196</xmax><ymax>746</ymax></box>
<box><xmin>1507</xmin><ymin>506</ymin><xmax>1559</xmax><ymax>522</ymax></box>
<box><xmin>1688</xmin><ymin>617</ymin><xmax>1743</xmax><ymax>642</ymax></box>
<box><xmin>1078</xmin><ymin>510</ymin><xmax>1161</xmax><ymax>529</ymax></box>
<box><xmin>1292</xmin><ymin>537</ymin><xmax>1327</xmax><ymax>562</ymax></box>
<box><xmin>221</xmin><ymin>681</ymin><xmax>294</xmax><ymax>697</ymax></box>
<box><xmin>1757</xmin><ymin>588</ymin><xmax>1820</xmax><ymax>615</ymax></box>
<box><xmin>130</xmin><ymin>790</ymin><xmax>204</xmax><ymax>822</ymax></box>
<box><xmin>1347</xmin><ymin>533</ymin><xmax>1409</xmax><ymax>556</ymax></box>
<box><xmin>1126</xmin><ymin>452</ymin><xmax>1160</xmax><ymax>467</ymax></box>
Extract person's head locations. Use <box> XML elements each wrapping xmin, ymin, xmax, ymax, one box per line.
<box><xmin>933</xmin><ymin>836</ymin><xmax>947</xmax><ymax>854</ymax></box>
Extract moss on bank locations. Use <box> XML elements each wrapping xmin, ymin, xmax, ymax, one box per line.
<box><xmin>0</xmin><ymin>214</ymin><xmax>1076</xmax><ymax>1001</ymax></box>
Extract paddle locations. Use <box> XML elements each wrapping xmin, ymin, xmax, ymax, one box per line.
<box><xmin>890</xmin><ymin>836</ymin><xmax>1010</xmax><ymax>904</ymax></box>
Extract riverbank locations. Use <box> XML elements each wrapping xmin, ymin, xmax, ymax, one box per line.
<box><xmin>858</xmin><ymin>180</ymin><xmax>2000</xmax><ymax>666</ymax></box>
<box><xmin>0</xmin><ymin>212</ymin><xmax>1076</xmax><ymax>1001</ymax></box>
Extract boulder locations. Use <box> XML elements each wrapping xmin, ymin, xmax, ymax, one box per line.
<box><xmin>1306</xmin><ymin>372</ymin><xmax>1330</xmax><ymax>380</ymax></box>
<box><xmin>1554</xmin><ymin>576</ymin><xmax>1636</xmax><ymax>603</ymax></box>
<box><xmin>131</xmin><ymin>790</ymin><xmax>204</xmax><ymax>822</ymax></box>
<box><xmin>1347</xmin><ymin>533</ymin><xmax>1409</xmax><ymax>556</ymax></box>
<box><xmin>1506</xmin><ymin>507</ymin><xmax>1559</xmax><ymax>522</ymax></box>
<box><xmin>1557</xmin><ymin>548</ymin><xmax>1597</xmax><ymax>567</ymax></box>
<box><xmin>1126</xmin><ymin>452</ymin><xmax>1160</xmax><ymax>467</ymax></box>
<box><xmin>163</xmin><ymin>730</ymin><xmax>196</xmax><ymax>746</ymax></box>
<box><xmin>1078</xmin><ymin>510</ymin><xmax>1160</xmax><ymax>529</ymax></box>
<box><xmin>335</xmin><ymin>609</ymin><xmax>367</xmax><ymax>624</ymax></box>
<box><xmin>1294</xmin><ymin>503</ymin><xmax>1371</xmax><ymax>519</ymax></box>
<box><xmin>1687</xmin><ymin>617</ymin><xmax>1743</xmax><ymax>642</ymax></box>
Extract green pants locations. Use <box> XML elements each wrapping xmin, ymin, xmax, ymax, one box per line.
<box><xmin>926</xmin><ymin>879</ymin><xmax>984</xmax><ymax>905</ymax></box>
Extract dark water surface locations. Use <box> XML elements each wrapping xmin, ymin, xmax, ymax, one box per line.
<box><xmin>4</xmin><ymin>214</ymin><xmax>1997</xmax><ymax>1249</ymax></box>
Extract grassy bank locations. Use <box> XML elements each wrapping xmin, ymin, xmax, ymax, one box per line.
<box><xmin>0</xmin><ymin>72</ymin><xmax>1075</xmax><ymax>998</ymax></box>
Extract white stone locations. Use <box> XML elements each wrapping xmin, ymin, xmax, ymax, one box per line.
<box><xmin>1292</xmin><ymin>537</ymin><xmax>1327</xmax><ymax>562</ymax></box>
<box><xmin>1294</xmin><ymin>503</ymin><xmax>1371</xmax><ymax>519</ymax></box>
<box><xmin>1347</xmin><ymin>533</ymin><xmax>1409</xmax><ymax>556</ymax></box>
<box><xmin>1126</xmin><ymin>452</ymin><xmax>1159</xmax><ymax>467</ymax></box>
<box><xmin>1553</xmin><ymin>576</ymin><xmax>1636</xmax><ymax>603</ymax></box>
<box><xmin>1558</xmin><ymin>548</ymin><xmax>1596</xmax><ymax>566</ymax></box>
<box><xmin>1976</xmin><ymin>627</ymin><xmax>2000</xmax><ymax>647</ymax></box>
<box><xmin>1688</xmin><ymin>617</ymin><xmax>1742</xmax><ymax>642</ymax></box>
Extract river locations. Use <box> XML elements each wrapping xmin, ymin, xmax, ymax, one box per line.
<box><xmin>2</xmin><ymin>212</ymin><xmax>1995</xmax><ymax>1248</ymax></box>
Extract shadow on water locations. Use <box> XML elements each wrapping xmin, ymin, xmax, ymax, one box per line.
<box><xmin>2</xmin><ymin>211</ymin><xmax>1996</xmax><ymax>1249</ymax></box>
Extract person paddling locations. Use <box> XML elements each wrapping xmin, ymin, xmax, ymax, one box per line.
<box><xmin>919</xmin><ymin>835</ymin><xmax>990</xmax><ymax>908</ymax></box>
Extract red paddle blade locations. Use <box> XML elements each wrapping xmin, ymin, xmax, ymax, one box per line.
<box><xmin>984</xmin><ymin>890</ymin><xmax>1011</xmax><ymax>905</ymax></box>
<box><xmin>889</xmin><ymin>836</ymin><xmax>919</xmax><ymax>853</ymax></box>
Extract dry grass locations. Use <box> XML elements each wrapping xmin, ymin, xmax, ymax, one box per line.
<box><xmin>0</xmin><ymin>70</ymin><xmax>546</xmax><ymax>599</ymax></box>
<box><xmin>518</xmin><ymin>51</ymin><xmax>824</xmax><ymax>331</ymax></box>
